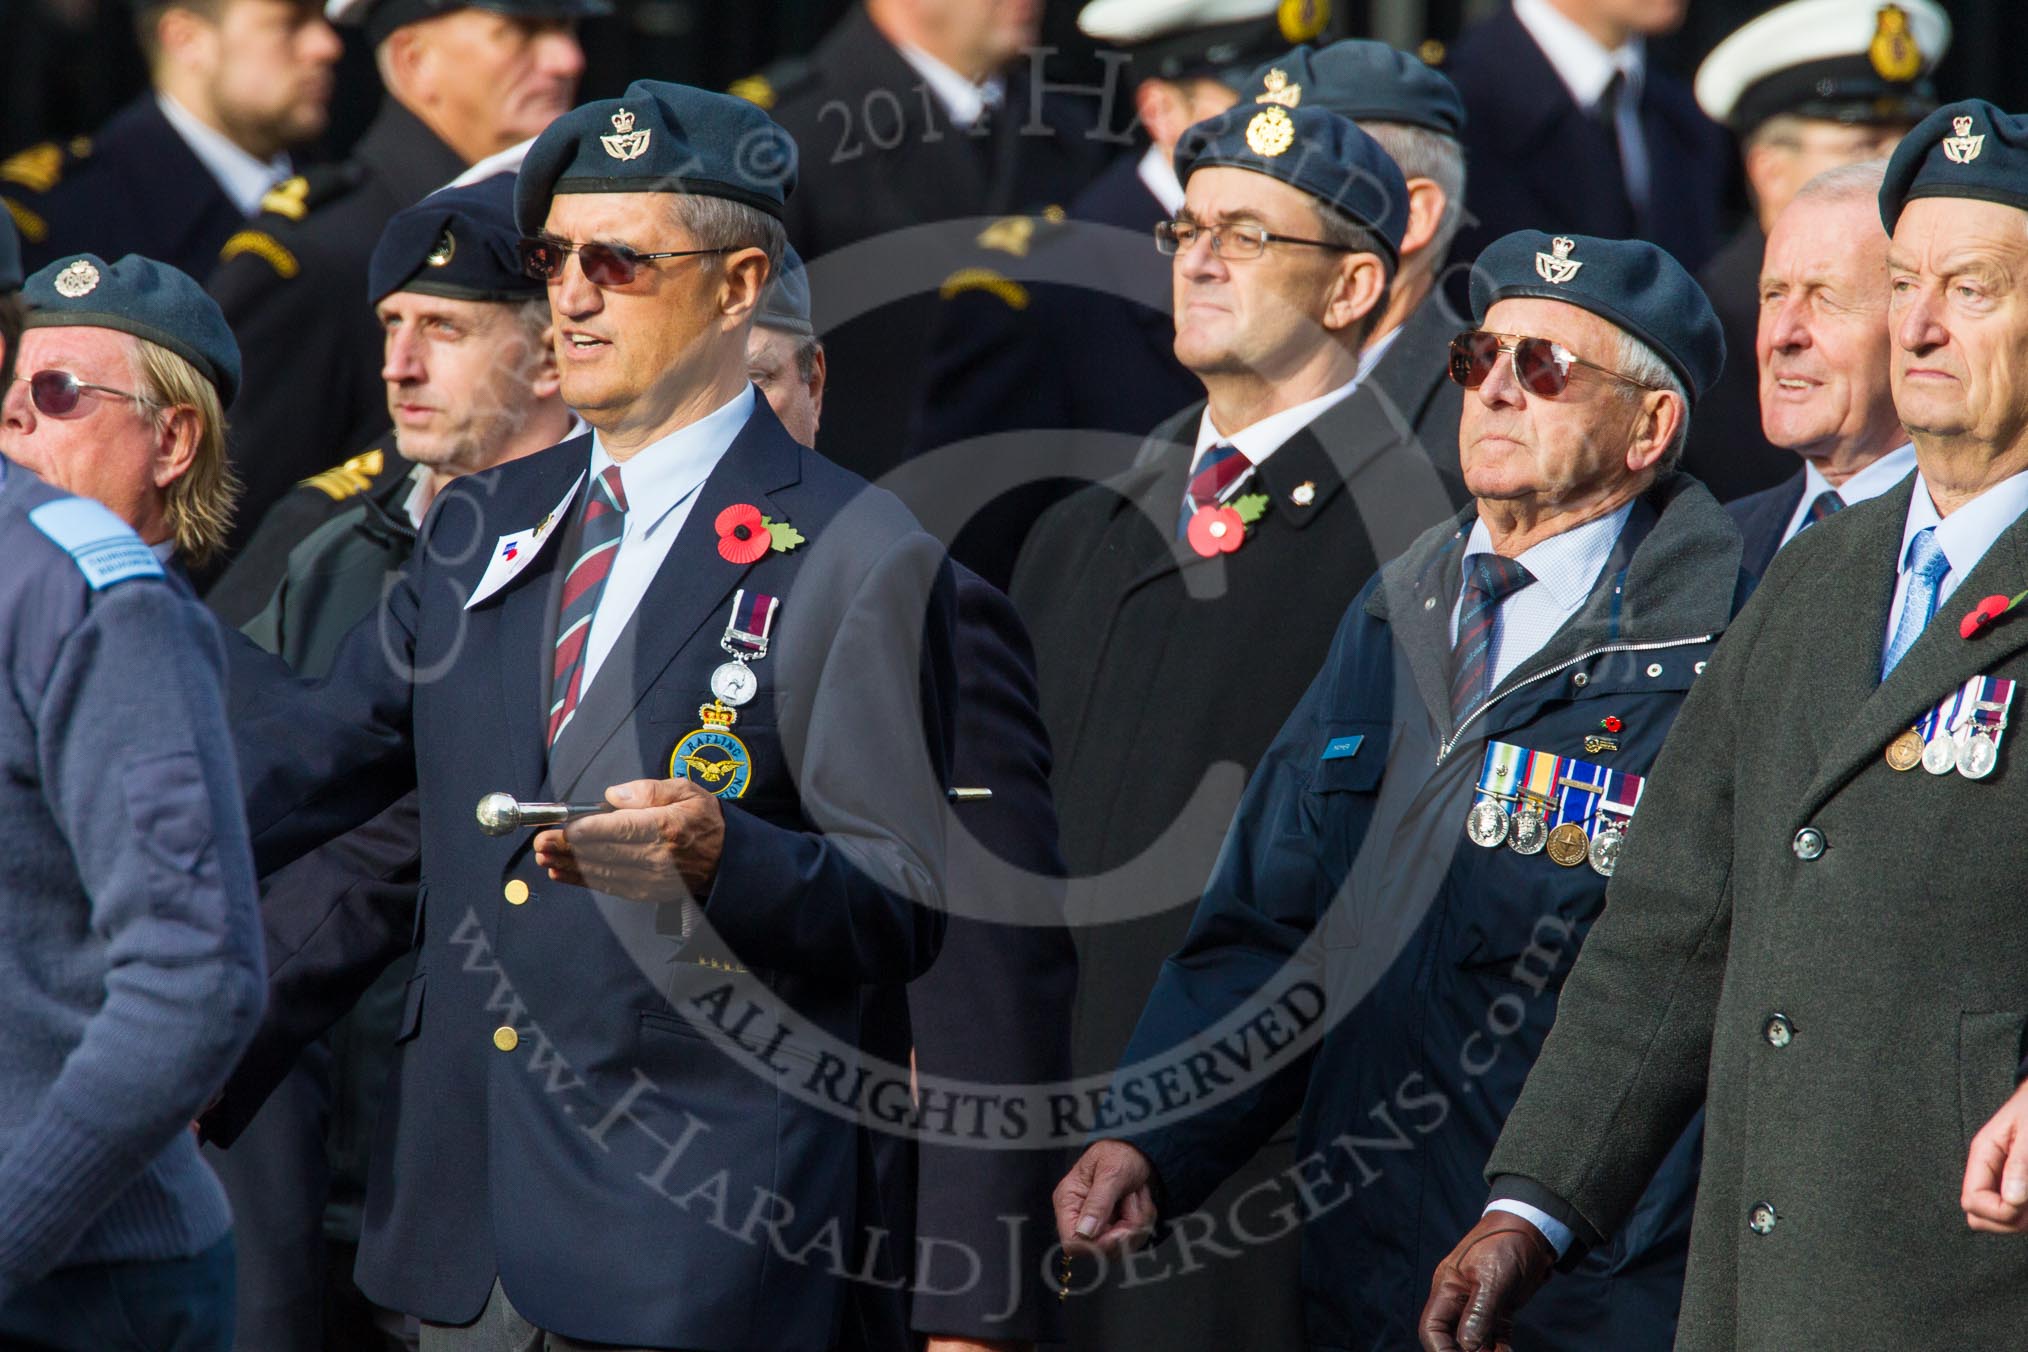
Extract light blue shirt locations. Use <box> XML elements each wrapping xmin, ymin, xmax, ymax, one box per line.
<box><xmin>1450</xmin><ymin>503</ymin><xmax>1633</xmax><ymax>693</ymax></box>
<box><xmin>155</xmin><ymin>92</ymin><xmax>290</xmax><ymax>216</ymax></box>
<box><xmin>1882</xmin><ymin>467</ymin><xmax>2028</xmax><ymax>673</ymax></box>
<box><xmin>1779</xmin><ymin>443</ymin><xmax>1916</xmax><ymax>548</ymax></box>
<box><xmin>578</xmin><ymin>384</ymin><xmax>754</xmax><ymax>695</ymax></box>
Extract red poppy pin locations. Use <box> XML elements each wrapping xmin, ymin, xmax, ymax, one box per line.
<box><xmin>715</xmin><ymin>503</ymin><xmax>806</xmax><ymax>565</ymax></box>
<box><xmin>1599</xmin><ymin>715</ymin><xmax>1623</xmax><ymax>734</ymax></box>
<box><xmin>1962</xmin><ymin>590</ymin><xmax>2028</xmax><ymax>639</ymax></box>
<box><xmin>1185</xmin><ymin>493</ymin><xmax>1269</xmax><ymax>558</ymax></box>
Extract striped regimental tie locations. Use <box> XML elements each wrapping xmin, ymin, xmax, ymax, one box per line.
<box><xmin>548</xmin><ymin>465</ymin><xmax>629</xmax><ymax>745</ymax></box>
<box><xmin>1800</xmin><ymin>488</ymin><xmax>1844</xmax><ymax>532</ymax></box>
<box><xmin>1175</xmin><ymin>442</ymin><xmax>1250</xmax><ymax>538</ymax></box>
<box><xmin>1449</xmin><ymin>552</ymin><xmax>1536</xmax><ymax>722</ymax></box>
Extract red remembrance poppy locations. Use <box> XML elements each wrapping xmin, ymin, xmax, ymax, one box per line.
<box><xmin>716</xmin><ymin>503</ymin><xmax>769</xmax><ymax>565</ymax></box>
<box><xmin>1186</xmin><ymin>505</ymin><xmax>1246</xmax><ymax>558</ymax></box>
<box><xmin>1600</xmin><ymin>715</ymin><xmax>1623</xmax><ymax>734</ymax></box>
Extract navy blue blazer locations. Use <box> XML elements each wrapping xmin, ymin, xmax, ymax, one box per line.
<box><xmin>2</xmin><ymin>95</ymin><xmax>246</xmax><ymax>282</ymax></box>
<box><xmin>223</xmin><ymin>399</ymin><xmax>961</xmax><ymax>1349</ymax></box>
<box><xmin>1443</xmin><ymin>6</ymin><xmax>1732</xmax><ymax>283</ymax></box>
<box><xmin>1726</xmin><ymin>468</ymin><xmax>1804</xmax><ymax>581</ymax></box>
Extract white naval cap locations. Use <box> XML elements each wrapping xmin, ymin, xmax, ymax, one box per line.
<box><xmin>1695</xmin><ymin>0</ymin><xmax>1950</xmax><ymax>134</ymax></box>
<box><xmin>1077</xmin><ymin>0</ymin><xmax>1331</xmax><ymax>80</ymax></box>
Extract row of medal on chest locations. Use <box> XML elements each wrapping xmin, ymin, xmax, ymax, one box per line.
<box><xmin>1883</xmin><ymin>673</ymin><xmax>2016</xmax><ymax>779</ymax></box>
<box><xmin>1463</xmin><ymin>740</ymin><xmax>1641</xmax><ymax>877</ymax></box>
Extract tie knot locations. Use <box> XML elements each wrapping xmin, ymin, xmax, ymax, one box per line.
<box><xmin>1905</xmin><ymin>525</ymin><xmax>1949</xmax><ymax>584</ymax></box>
<box><xmin>1465</xmin><ymin>552</ymin><xmax>1534</xmax><ymax>604</ymax></box>
<box><xmin>1188</xmin><ymin>443</ymin><xmax>1249</xmax><ymax>507</ymax></box>
<box><xmin>598</xmin><ymin>464</ymin><xmax>629</xmax><ymax>514</ymax></box>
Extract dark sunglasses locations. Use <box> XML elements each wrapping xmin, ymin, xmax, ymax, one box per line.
<box><xmin>518</xmin><ymin>236</ymin><xmax>733</xmax><ymax>287</ymax></box>
<box><xmin>11</xmin><ymin>369</ymin><xmax>160</xmax><ymax>418</ymax></box>
<box><xmin>1447</xmin><ymin>331</ymin><xmax>1659</xmax><ymax>399</ymax></box>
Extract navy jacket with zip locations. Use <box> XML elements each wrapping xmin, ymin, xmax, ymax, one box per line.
<box><xmin>1107</xmin><ymin>473</ymin><xmax>1750</xmax><ymax>1352</ymax></box>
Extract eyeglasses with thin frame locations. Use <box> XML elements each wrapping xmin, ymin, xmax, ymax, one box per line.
<box><xmin>1447</xmin><ymin>331</ymin><xmax>1661</xmax><ymax>399</ymax></box>
<box><xmin>518</xmin><ymin>235</ymin><xmax>735</xmax><ymax>287</ymax></box>
<box><xmin>1154</xmin><ymin>218</ymin><xmax>1353</xmax><ymax>261</ymax></box>
<box><xmin>9</xmin><ymin>369</ymin><xmax>162</xmax><ymax>418</ymax></box>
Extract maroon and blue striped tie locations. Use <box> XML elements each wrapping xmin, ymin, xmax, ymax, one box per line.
<box><xmin>1449</xmin><ymin>553</ymin><xmax>1535</xmax><ymax>721</ymax></box>
<box><xmin>1800</xmin><ymin>488</ymin><xmax>1843</xmax><ymax>532</ymax></box>
<box><xmin>548</xmin><ymin>465</ymin><xmax>629</xmax><ymax>746</ymax></box>
<box><xmin>1176</xmin><ymin>443</ymin><xmax>1249</xmax><ymax>538</ymax></box>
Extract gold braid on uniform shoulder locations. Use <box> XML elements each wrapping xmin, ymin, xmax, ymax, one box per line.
<box><xmin>3</xmin><ymin>196</ymin><xmax>48</xmax><ymax>244</ymax></box>
<box><xmin>220</xmin><ymin>230</ymin><xmax>299</xmax><ymax>278</ymax></box>
<box><xmin>301</xmin><ymin>447</ymin><xmax>387</xmax><ymax>501</ymax></box>
<box><xmin>729</xmin><ymin>57</ymin><xmax>814</xmax><ymax>110</ymax></box>
<box><xmin>0</xmin><ymin>140</ymin><xmax>79</xmax><ymax>193</ymax></box>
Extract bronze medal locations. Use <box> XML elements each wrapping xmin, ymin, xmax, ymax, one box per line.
<box><xmin>1545</xmin><ymin>822</ymin><xmax>1590</xmax><ymax>867</ymax></box>
<box><xmin>1885</xmin><ymin>727</ymin><xmax>1925</xmax><ymax>772</ymax></box>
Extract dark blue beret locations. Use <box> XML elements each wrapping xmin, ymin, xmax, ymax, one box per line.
<box><xmin>22</xmin><ymin>253</ymin><xmax>241</xmax><ymax>405</ymax></box>
<box><xmin>1469</xmin><ymin>231</ymin><xmax>1724</xmax><ymax>405</ymax></box>
<box><xmin>1245</xmin><ymin>40</ymin><xmax>1465</xmax><ymax>136</ymax></box>
<box><xmin>371</xmin><ymin>172</ymin><xmax>537</xmax><ymax>306</ymax></box>
<box><xmin>1174</xmin><ymin>103</ymin><xmax>1410</xmax><ymax>264</ymax></box>
<box><xmin>0</xmin><ymin>209</ymin><xmax>18</xmax><ymax>293</ymax></box>
<box><xmin>327</xmin><ymin>0</ymin><xmax>612</xmax><ymax>48</ymax></box>
<box><xmin>1880</xmin><ymin>99</ymin><xmax>2028</xmax><ymax>231</ymax></box>
<box><xmin>758</xmin><ymin>244</ymin><xmax>812</xmax><ymax>337</ymax></box>
<box><xmin>516</xmin><ymin>80</ymin><xmax>797</xmax><ymax>234</ymax></box>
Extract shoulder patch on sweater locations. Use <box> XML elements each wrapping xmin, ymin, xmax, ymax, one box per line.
<box><xmin>29</xmin><ymin>498</ymin><xmax>164</xmax><ymax>589</ymax></box>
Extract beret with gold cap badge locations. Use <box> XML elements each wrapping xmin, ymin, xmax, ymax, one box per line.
<box><xmin>370</xmin><ymin>172</ymin><xmax>538</xmax><ymax>306</ymax></box>
<box><xmin>1879</xmin><ymin>99</ymin><xmax>2028</xmax><ymax>231</ymax></box>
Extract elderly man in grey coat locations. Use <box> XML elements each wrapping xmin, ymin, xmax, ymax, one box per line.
<box><xmin>1422</xmin><ymin>97</ymin><xmax>2028</xmax><ymax>1352</ymax></box>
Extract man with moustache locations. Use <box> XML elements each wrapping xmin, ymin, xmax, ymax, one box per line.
<box><xmin>1727</xmin><ymin>161</ymin><xmax>1915</xmax><ymax>577</ymax></box>
<box><xmin>207</xmin><ymin>0</ymin><xmax>604</xmax><ymax>566</ymax></box>
<box><xmin>1423</xmin><ymin>100</ymin><xmax>2028</xmax><ymax>1352</ymax></box>
<box><xmin>1</xmin><ymin>0</ymin><xmax>341</xmax><ymax>281</ymax></box>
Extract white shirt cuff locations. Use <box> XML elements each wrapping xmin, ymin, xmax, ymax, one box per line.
<box><xmin>1484</xmin><ymin>1199</ymin><xmax>1574</xmax><ymax>1258</ymax></box>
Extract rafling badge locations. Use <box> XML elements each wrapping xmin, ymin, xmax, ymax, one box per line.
<box><xmin>672</xmin><ymin>701</ymin><xmax>751</xmax><ymax>798</ymax></box>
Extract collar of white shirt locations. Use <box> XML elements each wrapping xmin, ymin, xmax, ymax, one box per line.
<box><xmin>1783</xmin><ymin>443</ymin><xmax>1917</xmax><ymax>546</ymax></box>
<box><xmin>1137</xmin><ymin>143</ymin><xmax>1185</xmax><ymax>217</ymax></box>
<box><xmin>155</xmin><ymin>92</ymin><xmax>291</xmax><ymax>217</ymax></box>
<box><xmin>1511</xmin><ymin>0</ymin><xmax>1644</xmax><ymax>110</ymax></box>
<box><xmin>588</xmin><ymin>386</ymin><xmax>754</xmax><ymax>540</ymax></box>
<box><xmin>1190</xmin><ymin>327</ymin><xmax>1404</xmax><ymax>474</ymax></box>
<box><xmin>1897</xmin><ymin>465</ymin><xmax>2028</xmax><ymax>588</ymax></box>
<box><xmin>1461</xmin><ymin>502</ymin><xmax>1632</xmax><ymax>617</ymax></box>
<box><xmin>894</xmin><ymin>41</ymin><xmax>1004</xmax><ymax>129</ymax></box>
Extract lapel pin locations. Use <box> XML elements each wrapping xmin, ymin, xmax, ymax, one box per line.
<box><xmin>1961</xmin><ymin>589</ymin><xmax>2028</xmax><ymax>639</ymax></box>
<box><xmin>1290</xmin><ymin>481</ymin><xmax>1316</xmax><ymax>507</ymax></box>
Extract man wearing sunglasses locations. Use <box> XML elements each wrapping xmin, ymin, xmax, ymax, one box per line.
<box><xmin>1060</xmin><ymin>230</ymin><xmax>1745</xmax><ymax>1351</ymax></box>
<box><xmin>207</xmin><ymin>0</ymin><xmax>607</xmax><ymax>578</ymax></box>
<box><xmin>2</xmin><ymin>252</ymin><xmax>244</xmax><ymax>580</ymax></box>
<box><xmin>1423</xmin><ymin>100</ymin><xmax>2028</xmax><ymax>1352</ymax></box>
<box><xmin>216</xmin><ymin>82</ymin><xmax>963</xmax><ymax>1351</ymax></box>
<box><xmin>0</xmin><ymin>232</ymin><xmax>266</xmax><ymax>1352</ymax></box>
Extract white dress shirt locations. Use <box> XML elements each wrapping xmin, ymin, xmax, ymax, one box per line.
<box><xmin>893</xmin><ymin>41</ymin><xmax>1004</xmax><ymax>130</ymax></box>
<box><xmin>1779</xmin><ymin>442</ymin><xmax>1916</xmax><ymax>548</ymax></box>
<box><xmin>1449</xmin><ymin>503</ymin><xmax>1632</xmax><ymax>691</ymax></box>
<box><xmin>1185</xmin><ymin>328</ymin><xmax>1404</xmax><ymax>483</ymax></box>
<box><xmin>1510</xmin><ymin>0</ymin><xmax>1649</xmax><ymax>215</ymax></box>
<box><xmin>578</xmin><ymin>386</ymin><xmax>754</xmax><ymax>694</ymax></box>
<box><xmin>1137</xmin><ymin>143</ymin><xmax>1186</xmax><ymax>216</ymax></box>
<box><xmin>155</xmin><ymin>93</ymin><xmax>291</xmax><ymax>216</ymax></box>
<box><xmin>1882</xmin><ymin>468</ymin><xmax>2028</xmax><ymax>673</ymax></box>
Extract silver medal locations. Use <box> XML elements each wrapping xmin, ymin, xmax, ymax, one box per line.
<box><xmin>710</xmin><ymin>660</ymin><xmax>757</xmax><ymax>706</ymax></box>
<box><xmin>1465</xmin><ymin>798</ymin><xmax>1511</xmax><ymax>848</ymax></box>
<box><xmin>1507</xmin><ymin>801</ymin><xmax>1548</xmax><ymax>856</ymax></box>
<box><xmin>1588</xmin><ymin>822</ymin><xmax>1624</xmax><ymax>876</ymax></box>
<box><xmin>1959</xmin><ymin>729</ymin><xmax>1999</xmax><ymax>780</ymax></box>
<box><xmin>1922</xmin><ymin>732</ymin><xmax>1958</xmax><ymax>775</ymax></box>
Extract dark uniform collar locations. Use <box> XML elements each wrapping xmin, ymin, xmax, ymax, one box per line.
<box><xmin>355</xmin><ymin>99</ymin><xmax>470</xmax><ymax>206</ymax></box>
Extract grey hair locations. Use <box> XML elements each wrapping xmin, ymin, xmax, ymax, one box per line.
<box><xmin>1359</xmin><ymin>121</ymin><xmax>1467</xmax><ymax>273</ymax></box>
<box><xmin>1615</xmin><ymin>330</ymin><xmax>1691</xmax><ymax>472</ymax></box>
<box><xmin>666</xmin><ymin>195</ymin><xmax>786</xmax><ymax>277</ymax></box>
<box><xmin>1793</xmin><ymin>157</ymin><xmax>1890</xmax><ymax>206</ymax></box>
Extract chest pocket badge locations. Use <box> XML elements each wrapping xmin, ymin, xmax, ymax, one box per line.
<box><xmin>672</xmin><ymin>701</ymin><xmax>752</xmax><ymax>798</ymax></box>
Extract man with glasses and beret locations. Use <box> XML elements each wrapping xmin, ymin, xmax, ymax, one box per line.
<box><xmin>208</xmin><ymin>0</ymin><xmax>605</xmax><ymax>572</ymax></box>
<box><xmin>1059</xmin><ymin>229</ymin><xmax>1750</xmax><ymax>1351</ymax></box>
<box><xmin>1422</xmin><ymin>99</ymin><xmax>2028</xmax><ymax>1352</ymax></box>
<box><xmin>2</xmin><ymin>251</ymin><xmax>245</xmax><ymax>581</ymax></box>
<box><xmin>0</xmin><ymin>231</ymin><xmax>266</xmax><ymax>1352</ymax></box>
<box><xmin>216</xmin><ymin>80</ymin><xmax>961</xmax><ymax>1351</ymax></box>
<box><xmin>1011</xmin><ymin>93</ymin><xmax>1461</xmax><ymax>1352</ymax></box>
